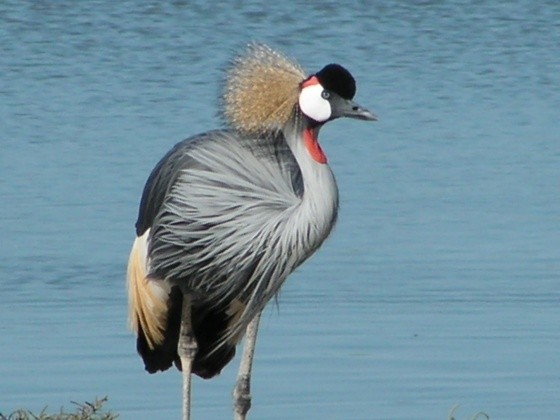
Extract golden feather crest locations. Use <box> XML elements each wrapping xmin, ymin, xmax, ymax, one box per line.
<box><xmin>222</xmin><ymin>43</ymin><xmax>307</xmax><ymax>134</ymax></box>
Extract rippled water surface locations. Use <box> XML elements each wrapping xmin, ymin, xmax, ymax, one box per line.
<box><xmin>1</xmin><ymin>1</ymin><xmax>559</xmax><ymax>419</ymax></box>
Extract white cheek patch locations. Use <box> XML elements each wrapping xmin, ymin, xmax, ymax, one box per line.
<box><xmin>299</xmin><ymin>84</ymin><xmax>331</xmax><ymax>122</ymax></box>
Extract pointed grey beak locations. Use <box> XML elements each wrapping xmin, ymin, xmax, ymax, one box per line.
<box><xmin>331</xmin><ymin>96</ymin><xmax>378</xmax><ymax>121</ymax></box>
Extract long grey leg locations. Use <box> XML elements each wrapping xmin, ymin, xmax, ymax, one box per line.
<box><xmin>233</xmin><ymin>312</ymin><xmax>262</xmax><ymax>420</ymax></box>
<box><xmin>178</xmin><ymin>294</ymin><xmax>198</xmax><ymax>420</ymax></box>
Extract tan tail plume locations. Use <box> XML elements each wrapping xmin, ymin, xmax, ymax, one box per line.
<box><xmin>127</xmin><ymin>230</ymin><xmax>168</xmax><ymax>349</ymax></box>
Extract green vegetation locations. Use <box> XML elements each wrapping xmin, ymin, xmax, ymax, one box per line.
<box><xmin>0</xmin><ymin>397</ymin><xmax>117</xmax><ymax>420</ymax></box>
<box><xmin>2</xmin><ymin>398</ymin><xmax>488</xmax><ymax>419</ymax></box>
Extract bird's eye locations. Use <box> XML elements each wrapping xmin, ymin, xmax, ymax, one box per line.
<box><xmin>321</xmin><ymin>90</ymin><xmax>330</xmax><ymax>99</ymax></box>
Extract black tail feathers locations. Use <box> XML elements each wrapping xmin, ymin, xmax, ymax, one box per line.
<box><xmin>136</xmin><ymin>287</ymin><xmax>237</xmax><ymax>379</ymax></box>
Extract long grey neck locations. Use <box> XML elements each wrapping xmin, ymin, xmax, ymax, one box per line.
<box><xmin>283</xmin><ymin>114</ymin><xmax>339</xmax><ymax>258</ymax></box>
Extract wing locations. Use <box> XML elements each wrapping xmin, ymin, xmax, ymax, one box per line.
<box><xmin>141</xmin><ymin>130</ymin><xmax>302</xmax><ymax>305</ymax></box>
<box><xmin>135</xmin><ymin>129</ymin><xmax>302</xmax><ymax>237</ymax></box>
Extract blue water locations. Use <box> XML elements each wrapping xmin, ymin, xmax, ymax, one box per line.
<box><xmin>1</xmin><ymin>1</ymin><xmax>559</xmax><ymax>419</ymax></box>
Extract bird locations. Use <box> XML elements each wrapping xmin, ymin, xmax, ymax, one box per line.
<box><xmin>127</xmin><ymin>43</ymin><xmax>376</xmax><ymax>420</ymax></box>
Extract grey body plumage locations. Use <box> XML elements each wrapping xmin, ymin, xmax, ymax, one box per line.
<box><xmin>141</xmin><ymin>121</ymin><xmax>337</xmax><ymax>344</ymax></box>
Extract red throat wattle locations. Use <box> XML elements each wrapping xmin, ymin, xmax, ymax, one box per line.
<box><xmin>303</xmin><ymin>128</ymin><xmax>327</xmax><ymax>164</ymax></box>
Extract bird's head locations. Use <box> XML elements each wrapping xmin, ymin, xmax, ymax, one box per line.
<box><xmin>222</xmin><ymin>44</ymin><xmax>376</xmax><ymax>134</ymax></box>
<box><xmin>298</xmin><ymin>64</ymin><xmax>377</xmax><ymax>125</ymax></box>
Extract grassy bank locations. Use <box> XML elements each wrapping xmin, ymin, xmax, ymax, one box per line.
<box><xmin>0</xmin><ymin>397</ymin><xmax>117</xmax><ymax>420</ymax></box>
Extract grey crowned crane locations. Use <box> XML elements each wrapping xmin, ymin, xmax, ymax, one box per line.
<box><xmin>127</xmin><ymin>43</ymin><xmax>376</xmax><ymax>420</ymax></box>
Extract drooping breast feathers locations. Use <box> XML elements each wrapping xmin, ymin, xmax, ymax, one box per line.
<box><xmin>222</xmin><ymin>43</ymin><xmax>306</xmax><ymax>135</ymax></box>
<box><xmin>148</xmin><ymin>132</ymin><xmax>300</xmax><ymax>286</ymax></box>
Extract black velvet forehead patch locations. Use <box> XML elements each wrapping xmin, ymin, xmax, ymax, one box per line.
<box><xmin>314</xmin><ymin>63</ymin><xmax>356</xmax><ymax>100</ymax></box>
